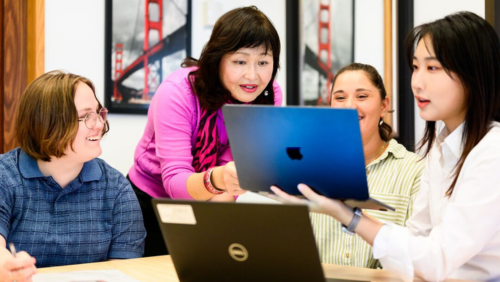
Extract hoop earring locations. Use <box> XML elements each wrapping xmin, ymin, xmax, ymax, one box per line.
<box><xmin>264</xmin><ymin>90</ymin><xmax>269</xmax><ymax>96</ymax></box>
<box><xmin>379</xmin><ymin>119</ymin><xmax>384</xmax><ymax>126</ymax></box>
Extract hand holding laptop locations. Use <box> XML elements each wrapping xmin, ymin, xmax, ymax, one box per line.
<box><xmin>271</xmin><ymin>184</ymin><xmax>352</xmax><ymax>221</ymax></box>
<box><xmin>271</xmin><ymin>184</ymin><xmax>384</xmax><ymax>243</ymax></box>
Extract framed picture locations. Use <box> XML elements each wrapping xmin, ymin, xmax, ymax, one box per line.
<box><xmin>286</xmin><ymin>0</ymin><xmax>355</xmax><ymax>106</ymax></box>
<box><xmin>486</xmin><ymin>0</ymin><xmax>500</xmax><ymax>38</ymax></box>
<box><xmin>105</xmin><ymin>0</ymin><xmax>192</xmax><ymax>114</ymax></box>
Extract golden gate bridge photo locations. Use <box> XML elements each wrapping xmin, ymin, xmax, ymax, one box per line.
<box><xmin>301</xmin><ymin>0</ymin><xmax>353</xmax><ymax>105</ymax></box>
<box><xmin>106</xmin><ymin>0</ymin><xmax>191</xmax><ymax>113</ymax></box>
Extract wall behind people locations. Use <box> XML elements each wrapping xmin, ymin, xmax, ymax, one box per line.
<box><xmin>45</xmin><ymin>0</ymin><xmax>386</xmax><ymax>174</ymax></box>
<box><xmin>413</xmin><ymin>0</ymin><xmax>484</xmax><ymax>146</ymax></box>
<box><xmin>45</xmin><ymin>0</ymin><xmax>286</xmax><ymax>174</ymax></box>
<box><xmin>45</xmin><ymin>0</ymin><xmax>484</xmax><ymax>174</ymax></box>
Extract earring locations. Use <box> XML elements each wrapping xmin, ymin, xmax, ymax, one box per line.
<box><xmin>264</xmin><ymin>90</ymin><xmax>269</xmax><ymax>96</ymax></box>
<box><xmin>379</xmin><ymin>119</ymin><xmax>384</xmax><ymax>126</ymax></box>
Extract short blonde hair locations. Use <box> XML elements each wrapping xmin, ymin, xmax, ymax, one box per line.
<box><xmin>16</xmin><ymin>70</ymin><xmax>109</xmax><ymax>161</ymax></box>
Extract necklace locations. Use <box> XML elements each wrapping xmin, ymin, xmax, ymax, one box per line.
<box><xmin>366</xmin><ymin>142</ymin><xmax>388</xmax><ymax>164</ymax></box>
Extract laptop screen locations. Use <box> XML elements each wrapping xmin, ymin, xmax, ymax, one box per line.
<box><xmin>222</xmin><ymin>105</ymin><xmax>369</xmax><ymax>201</ymax></box>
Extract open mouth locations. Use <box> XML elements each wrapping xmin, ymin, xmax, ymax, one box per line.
<box><xmin>240</xmin><ymin>84</ymin><xmax>258</xmax><ymax>93</ymax></box>
<box><xmin>416</xmin><ymin>97</ymin><xmax>431</xmax><ymax>108</ymax></box>
<box><xmin>86</xmin><ymin>135</ymin><xmax>100</xmax><ymax>141</ymax></box>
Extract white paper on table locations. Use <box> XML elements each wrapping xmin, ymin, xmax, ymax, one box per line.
<box><xmin>33</xmin><ymin>269</ymin><xmax>140</xmax><ymax>282</ymax></box>
<box><xmin>236</xmin><ymin>191</ymin><xmax>282</xmax><ymax>204</ymax></box>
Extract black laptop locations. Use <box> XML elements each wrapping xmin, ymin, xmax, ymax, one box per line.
<box><xmin>152</xmin><ymin>199</ymin><xmax>368</xmax><ymax>282</ymax></box>
<box><xmin>222</xmin><ymin>105</ymin><xmax>394</xmax><ymax>211</ymax></box>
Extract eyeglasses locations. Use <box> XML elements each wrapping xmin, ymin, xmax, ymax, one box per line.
<box><xmin>78</xmin><ymin>107</ymin><xmax>108</xmax><ymax>129</ymax></box>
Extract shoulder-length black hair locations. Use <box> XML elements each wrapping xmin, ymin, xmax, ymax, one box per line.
<box><xmin>405</xmin><ymin>11</ymin><xmax>500</xmax><ymax>196</ymax></box>
<box><xmin>182</xmin><ymin>6</ymin><xmax>281</xmax><ymax>111</ymax></box>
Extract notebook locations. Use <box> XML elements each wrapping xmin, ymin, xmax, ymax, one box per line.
<box><xmin>222</xmin><ymin>105</ymin><xmax>394</xmax><ymax>211</ymax></box>
<box><xmin>152</xmin><ymin>199</ymin><xmax>368</xmax><ymax>282</ymax></box>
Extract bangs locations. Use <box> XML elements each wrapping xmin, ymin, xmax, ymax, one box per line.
<box><xmin>405</xmin><ymin>26</ymin><xmax>428</xmax><ymax>69</ymax></box>
<box><xmin>234</xmin><ymin>33</ymin><xmax>276</xmax><ymax>56</ymax></box>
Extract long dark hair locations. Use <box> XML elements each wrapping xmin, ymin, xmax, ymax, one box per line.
<box><xmin>331</xmin><ymin>63</ymin><xmax>393</xmax><ymax>142</ymax></box>
<box><xmin>405</xmin><ymin>11</ymin><xmax>500</xmax><ymax>196</ymax></box>
<box><xmin>182</xmin><ymin>6</ymin><xmax>281</xmax><ymax>111</ymax></box>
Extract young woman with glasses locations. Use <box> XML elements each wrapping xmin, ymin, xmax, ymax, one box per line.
<box><xmin>0</xmin><ymin>70</ymin><xmax>146</xmax><ymax>282</ymax></box>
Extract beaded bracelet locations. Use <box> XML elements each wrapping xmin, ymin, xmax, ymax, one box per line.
<box><xmin>203</xmin><ymin>167</ymin><xmax>225</xmax><ymax>195</ymax></box>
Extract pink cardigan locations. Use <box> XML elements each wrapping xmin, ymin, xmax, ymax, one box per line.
<box><xmin>128</xmin><ymin>66</ymin><xmax>283</xmax><ymax>199</ymax></box>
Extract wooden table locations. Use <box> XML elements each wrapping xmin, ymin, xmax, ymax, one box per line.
<box><xmin>36</xmin><ymin>255</ymin><xmax>474</xmax><ymax>282</ymax></box>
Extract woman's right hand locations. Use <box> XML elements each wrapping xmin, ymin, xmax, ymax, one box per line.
<box><xmin>218</xmin><ymin>161</ymin><xmax>246</xmax><ymax>196</ymax></box>
<box><xmin>0</xmin><ymin>251</ymin><xmax>37</xmax><ymax>282</ymax></box>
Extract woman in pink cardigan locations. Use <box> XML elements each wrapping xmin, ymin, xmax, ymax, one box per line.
<box><xmin>128</xmin><ymin>6</ymin><xmax>282</xmax><ymax>256</ymax></box>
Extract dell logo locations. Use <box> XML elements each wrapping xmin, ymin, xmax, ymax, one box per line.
<box><xmin>228</xmin><ymin>243</ymin><xmax>248</xmax><ymax>262</ymax></box>
<box><xmin>286</xmin><ymin>147</ymin><xmax>303</xmax><ymax>160</ymax></box>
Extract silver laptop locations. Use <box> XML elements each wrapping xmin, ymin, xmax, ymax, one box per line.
<box><xmin>222</xmin><ymin>105</ymin><xmax>394</xmax><ymax>211</ymax></box>
<box><xmin>152</xmin><ymin>199</ymin><xmax>368</xmax><ymax>282</ymax></box>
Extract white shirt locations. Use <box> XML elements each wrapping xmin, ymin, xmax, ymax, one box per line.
<box><xmin>373</xmin><ymin>122</ymin><xmax>500</xmax><ymax>282</ymax></box>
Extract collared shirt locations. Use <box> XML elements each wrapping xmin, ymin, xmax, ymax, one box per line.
<box><xmin>311</xmin><ymin>139</ymin><xmax>424</xmax><ymax>268</ymax></box>
<box><xmin>0</xmin><ymin>148</ymin><xmax>146</xmax><ymax>267</ymax></box>
<box><xmin>373</xmin><ymin>122</ymin><xmax>500</xmax><ymax>282</ymax></box>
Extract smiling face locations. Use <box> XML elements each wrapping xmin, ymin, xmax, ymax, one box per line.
<box><xmin>65</xmin><ymin>82</ymin><xmax>104</xmax><ymax>163</ymax></box>
<box><xmin>219</xmin><ymin>45</ymin><xmax>274</xmax><ymax>103</ymax></box>
<box><xmin>331</xmin><ymin>70</ymin><xmax>389</xmax><ymax>144</ymax></box>
<box><xmin>412</xmin><ymin>36</ymin><xmax>467</xmax><ymax>132</ymax></box>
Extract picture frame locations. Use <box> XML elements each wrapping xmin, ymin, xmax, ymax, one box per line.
<box><xmin>286</xmin><ymin>0</ymin><xmax>355</xmax><ymax>106</ymax></box>
<box><xmin>104</xmin><ymin>0</ymin><xmax>192</xmax><ymax>114</ymax></box>
<box><xmin>485</xmin><ymin>0</ymin><xmax>500</xmax><ymax>38</ymax></box>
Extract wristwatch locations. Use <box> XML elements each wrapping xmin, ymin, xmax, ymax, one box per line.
<box><xmin>341</xmin><ymin>207</ymin><xmax>362</xmax><ymax>235</ymax></box>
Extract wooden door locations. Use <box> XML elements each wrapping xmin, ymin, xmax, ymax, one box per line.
<box><xmin>0</xmin><ymin>0</ymin><xmax>44</xmax><ymax>153</ymax></box>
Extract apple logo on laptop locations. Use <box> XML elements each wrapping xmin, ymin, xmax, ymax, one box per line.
<box><xmin>286</xmin><ymin>147</ymin><xmax>303</xmax><ymax>160</ymax></box>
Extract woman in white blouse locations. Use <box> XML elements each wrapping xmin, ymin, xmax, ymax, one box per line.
<box><xmin>272</xmin><ymin>11</ymin><xmax>500</xmax><ymax>282</ymax></box>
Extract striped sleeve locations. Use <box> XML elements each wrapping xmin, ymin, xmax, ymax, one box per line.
<box><xmin>310</xmin><ymin>139</ymin><xmax>424</xmax><ymax>268</ymax></box>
